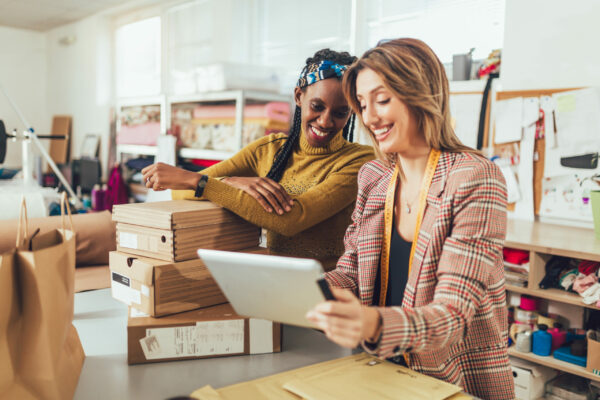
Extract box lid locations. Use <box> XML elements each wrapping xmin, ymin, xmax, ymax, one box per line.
<box><xmin>127</xmin><ymin>303</ymin><xmax>240</xmax><ymax>327</ymax></box>
<box><xmin>112</xmin><ymin>200</ymin><xmax>247</xmax><ymax>230</ymax></box>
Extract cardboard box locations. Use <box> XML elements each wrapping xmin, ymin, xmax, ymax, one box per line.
<box><xmin>116</xmin><ymin>221</ymin><xmax>260</xmax><ymax>262</ymax></box>
<box><xmin>110</xmin><ymin>251</ymin><xmax>227</xmax><ymax>317</ymax></box>
<box><xmin>113</xmin><ymin>201</ymin><xmax>261</xmax><ymax>261</ymax></box>
<box><xmin>127</xmin><ymin>303</ymin><xmax>282</xmax><ymax>365</ymax></box>
<box><xmin>510</xmin><ymin>358</ymin><xmax>557</xmax><ymax>400</ymax></box>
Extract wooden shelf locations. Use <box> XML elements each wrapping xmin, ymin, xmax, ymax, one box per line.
<box><xmin>506</xmin><ymin>219</ymin><xmax>600</xmax><ymax>262</ymax></box>
<box><xmin>505</xmin><ymin>285</ymin><xmax>600</xmax><ymax>311</ymax></box>
<box><xmin>508</xmin><ymin>346</ymin><xmax>599</xmax><ymax>382</ymax></box>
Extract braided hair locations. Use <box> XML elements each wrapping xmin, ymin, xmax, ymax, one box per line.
<box><xmin>266</xmin><ymin>49</ymin><xmax>357</xmax><ymax>182</ymax></box>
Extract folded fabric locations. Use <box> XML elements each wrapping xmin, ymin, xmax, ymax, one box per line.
<box><xmin>578</xmin><ymin>260</ymin><xmax>600</xmax><ymax>276</ymax></box>
<box><xmin>503</xmin><ymin>248</ymin><xmax>530</xmax><ymax>265</ymax></box>
<box><xmin>581</xmin><ymin>282</ymin><xmax>600</xmax><ymax>304</ymax></box>
<box><xmin>559</xmin><ymin>268</ymin><xmax>578</xmax><ymax>291</ymax></box>
<box><xmin>573</xmin><ymin>273</ymin><xmax>598</xmax><ymax>295</ymax></box>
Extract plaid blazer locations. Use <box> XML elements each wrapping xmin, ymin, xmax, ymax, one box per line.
<box><xmin>326</xmin><ymin>152</ymin><xmax>515</xmax><ymax>400</ymax></box>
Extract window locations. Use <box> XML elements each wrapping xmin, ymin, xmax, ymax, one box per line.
<box><xmin>115</xmin><ymin>16</ymin><xmax>161</xmax><ymax>98</ymax></box>
<box><xmin>366</xmin><ymin>0</ymin><xmax>505</xmax><ymax>63</ymax></box>
<box><xmin>256</xmin><ymin>0</ymin><xmax>352</xmax><ymax>74</ymax></box>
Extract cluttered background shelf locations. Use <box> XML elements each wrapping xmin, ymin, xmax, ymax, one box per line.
<box><xmin>508</xmin><ymin>346</ymin><xmax>600</xmax><ymax>382</ymax></box>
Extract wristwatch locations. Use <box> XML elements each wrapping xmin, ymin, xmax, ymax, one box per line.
<box><xmin>194</xmin><ymin>175</ymin><xmax>209</xmax><ymax>198</ymax></box>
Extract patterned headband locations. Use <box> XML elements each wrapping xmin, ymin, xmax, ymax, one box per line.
<box><xmin>296</xmin><ymin>60</ymin><xmax>348</xmax><ymax>88</ymax></box>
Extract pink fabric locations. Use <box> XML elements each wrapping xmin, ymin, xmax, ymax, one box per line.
<box><xmin>192</xmin><ymin>102</ymin><xmax>290</xmax><ymax>123</ymax></box>
<box><xmin>572</xmin><ymin>273</ymin><xmax>598</xmax><ymax>294</ymax></box>
<box><xmin>116</xmin><ymin>122</ymin><xmax>161</xmax><ymax>145</ymax></box>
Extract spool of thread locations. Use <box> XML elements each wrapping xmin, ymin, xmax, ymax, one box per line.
<box><xmin>515</xmin><ymin>308</ymin><xmax>537</xmax><ymax>326</ymax></box>
<box><xmin>515</xmin><ymin>331</ymin><xmax>532</xmax><ymax>353</ymax></box>
<box><xmin>537</xmin><ymin>314</ymin><xmax>557</xmax><ymax>328</ymax></box>
<box><xmin>520</xmin><ymin>295</ymin><xmax>538</xmax><ymax>311</ymax></box>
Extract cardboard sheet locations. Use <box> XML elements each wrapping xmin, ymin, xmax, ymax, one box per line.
<box><xmin>190</xmin><ymin>354</ymin><xmax>462</xmax><ymax>400</ymax></box>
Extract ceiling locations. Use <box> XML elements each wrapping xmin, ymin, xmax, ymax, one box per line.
<box><xmin>0</xmin><ymin>0</ymin><xmax>128</xmax><ymax>32</ymax></box>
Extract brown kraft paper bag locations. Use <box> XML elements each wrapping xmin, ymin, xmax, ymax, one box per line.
<box><xmin>0</xmin><ymin>194</ymin><xmax>85</xmax><ymax>400</ymax></box>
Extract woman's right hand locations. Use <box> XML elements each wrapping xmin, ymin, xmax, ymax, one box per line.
<box><xmin>141</xmin><ymin>163</ymin><xmax>201</xmax><ymax>191</ymax></box>
<box><xmin>221</xmin><ymin>177</ymin><xmax>294</xmax><ymax>214</ymax></box>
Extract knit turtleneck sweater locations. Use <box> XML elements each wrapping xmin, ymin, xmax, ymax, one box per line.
<box><xmin>172</xmin><ymin>132</ymin><xmax>374</xmax><ymax>270</ymax></box>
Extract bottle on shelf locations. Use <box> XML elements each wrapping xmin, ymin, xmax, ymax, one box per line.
<box><xmin>532</xmin><ymin>324</ymin><xmax>552</xmax><ymax>356</ymax></box>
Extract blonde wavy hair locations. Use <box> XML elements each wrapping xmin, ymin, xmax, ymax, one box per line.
<box><xmin>342</xmin><ymin>38</ymin><xmax>476</xmax><ymax>166</ymax></box>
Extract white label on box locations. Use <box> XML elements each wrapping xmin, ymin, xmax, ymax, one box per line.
<box><xmin>111</xmin><ymin>272</ymin><xmax>141</xmax><ymax>305</ymax></box>
<box><xmin>130</xmin><ymin>308</ymin><xmax>149</xmax><ymax>318</ymax></box>
<box><xmin>249</xmin><ymin>319</ymin><xmax>273</xmax><ymax>354</ymax></box>
<box><xmin>119</xmin><ymin>232</ymin><xmax>138</xmax><ymax>249</ymax></box>
<box><xmin>141</xmin><ymin>284</ymin><xmax>150</xmax><ymax>297</ymax></box>
<box><xmin>195</xmin><ymin>319</ymin><xmax>244</xmax><ymax>356</ymax></box>
<box><xmin>139</xmin><ymin>319</ymin><xmax>245</xmax><ymax>360</ymax></box>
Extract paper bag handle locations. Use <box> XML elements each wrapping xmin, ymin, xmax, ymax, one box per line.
<box><xmin>60</xmin><ymin>192</ymin><xmax>75</xmax><ymax>234</ymax></box>
<box><xmin>16</xmin><ymin>196</ymin><xmax>29</xmax><ymax>247</ymax></box>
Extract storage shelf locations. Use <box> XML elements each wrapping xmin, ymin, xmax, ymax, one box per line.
<box><xmin>505</xmin><ymin>285</ymin><xmax>600</xmax><ymax>311</ymax></box>
<box><xmin>117</xmin><ymin>145</ymin><xmax>233</xmax><ymax>161</ymax></box>
<box><xmin>508</xmin><ymin>346</ymin><xmax>600</xmax><ymax>382</ymax></box>
<box><xmin>116</xmin><ymin>144</ymin><xmax>158</xmax><ymax>156</ymax></box>
<box><xmin>506</xmin><ymin>219</ymin><xmax>600</xmax><ymax>262</ymax></box>
<box><xmin>178</xmin><ymin>147</ymin><xmax>233</xmax><ymax>160</ymax></box>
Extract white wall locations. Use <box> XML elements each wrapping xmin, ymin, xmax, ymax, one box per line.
<box><xmin>0</xmin><ymin>26</ymin><xmax>47</xmax><ymax>168</ymax></box>
<box><xmin>502</xmin><ymin>0</ymin><xmax>600</xmax><ymax>90</ymax></box>
<box><xmin>46</xmin><ymin>15</ymin><xmax>113</xmax><ymax>178</ymax></box>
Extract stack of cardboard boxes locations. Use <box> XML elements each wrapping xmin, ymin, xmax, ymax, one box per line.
<box><xmin>109</xmin><ymin>200</ymin><xmax>282</xmax><ymax>364</ymax></box>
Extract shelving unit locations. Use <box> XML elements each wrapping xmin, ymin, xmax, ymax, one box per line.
<box><xmin>168</xmin><ymin>90</ymin><xmax>291</xmax><ymax>159</ymax></box>
<box><xmin>504</xmin><ymin>219</ymin><xmax>600</xmax><ymax>381</ymax></box>
<box><xmin>115</xmin><ymin>90</ymin><xmax>291</xmax><ymax>162</ymax></box>
<box><xmin>115</xmin><ymin>95</ymin><xmax>166</xmax><ymax>162</ymax></box>
<box><xmin>508</xmin><ymin>346</ymin><xmax>599</xmax><ymax>382</ymax></box>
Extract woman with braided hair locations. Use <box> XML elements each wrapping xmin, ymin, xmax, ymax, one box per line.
<box><xmin>142</xmin><ymin>49</ymin><xmax>374</xmax><ymax>270</ymax></box>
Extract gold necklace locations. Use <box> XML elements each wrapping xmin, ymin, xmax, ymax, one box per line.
<box><xmin>402</xmin><ymin>187</ymin><xmax>421</xmax><ymax>214</ymax></box>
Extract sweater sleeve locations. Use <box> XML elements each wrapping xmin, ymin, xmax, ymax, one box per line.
<box><xmin>200</xmin><ymin>148</ymin><xmax>374</xmax><ymax>237</ymax></box>
<box><xmin>365</xmin><ymin>160</ymin><xmax>508</xmax><ymax>358</ymax></box>
<box><xmin>171</xmin><ymin>135</ymin><xmax>280</xmax><ymax>200</ymax></box>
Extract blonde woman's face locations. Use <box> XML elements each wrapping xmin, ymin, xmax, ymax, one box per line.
<box><xmin>355</xmin><ymin>68</ymin><xmax>422</xmax><ymax>155</ymax></box>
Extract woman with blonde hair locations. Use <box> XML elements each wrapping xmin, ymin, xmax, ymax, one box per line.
<box><xmin>307</xmin><ymin>38</ymin><xmax>514</xmax><ymax>399</ymax></box>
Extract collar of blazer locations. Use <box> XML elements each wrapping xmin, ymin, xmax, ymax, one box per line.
<box><xmin>357</xmin><ymin>151</ymin><xmax>456</xmax><ymax>307</ymax></box>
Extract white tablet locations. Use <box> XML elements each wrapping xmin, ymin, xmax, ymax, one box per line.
<box><xmin>197</xmin><ymin>249</ymin><xmax>328</xmax><ymax>328</ymax></box>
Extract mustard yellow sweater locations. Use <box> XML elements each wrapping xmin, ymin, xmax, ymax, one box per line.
<box><xmin>173</xmin><ymin>132</ymin><xmax>374</xmax><ymax>270</ymax></box>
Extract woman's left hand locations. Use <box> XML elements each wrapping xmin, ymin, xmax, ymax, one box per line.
<box><xmin>306</xmin><ymin>287</ymin><xmax>381</xmax><ymax>348</ymax></box>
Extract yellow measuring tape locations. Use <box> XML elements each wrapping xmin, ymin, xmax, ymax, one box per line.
<box><xmin>378</xmin><ymin>148</ymin><xmax>441</xmax><ymax>307</ymax></box>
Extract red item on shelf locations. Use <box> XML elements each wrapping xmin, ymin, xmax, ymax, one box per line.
<box><xmin>519</xmin><ymin>295</ymin><xmax>538</xmax><ymax>311</ymax></box>
<box><xmin>578</xmin><ymin>260</ymin><xmax>600</xmax><ymax>275</ymax></box>
<box><xmin>503</xmin><ymin>248</ymin><xmax>530</xmax><ymax>265</ymax></box>
<box><xmin>190</xmin><ymin>159</ymin><xmax>221</xmax><ymax>168</ymax></box>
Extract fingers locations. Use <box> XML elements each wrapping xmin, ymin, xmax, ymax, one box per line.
<box><xmin>246</xmin><ymin>188</ymin><xmax>275</xmax><ymax>213</ymax></box>
<box><xmin>330</xmin><ymin>287</ymin><xmax>358</xmax><ymax>303</ymax></box>
<box><xmin>262</xmin><ymin>178</ymin><xmax>294</xmax><ymax>208</ymax></box>
<box><xmin>306</xmin><ymin>310</ymin><xmax>362</xmax><ymax>349</ymax></box>
<box><xmin>252</xmin><ymin>184</ymin><xmax>287</xmax><ymax>214</ymax></box>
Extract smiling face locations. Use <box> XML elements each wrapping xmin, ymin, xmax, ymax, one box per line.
<box><xmin>294</xmin><ymin>78</ymin><xmax>351</xmax><ymax>147</ymax></box>
<box><xmin>355</xmin><ymin>68</ymin><xmax>426</xmax><ymax>156</ymax></box>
